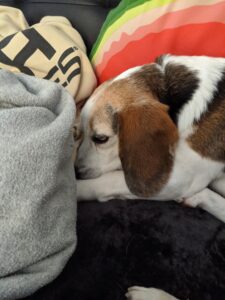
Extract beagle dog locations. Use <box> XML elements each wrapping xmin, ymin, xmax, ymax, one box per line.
<box><xmin>75</xmin><ymin>54</ymin><xmax>225</xmax><ymax>300</ymax></box>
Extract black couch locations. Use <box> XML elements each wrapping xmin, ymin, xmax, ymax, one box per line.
<box><xmin>1</xmin><ymin>1</ymin><xmax>225</xmax><ymax>300</ymax></box>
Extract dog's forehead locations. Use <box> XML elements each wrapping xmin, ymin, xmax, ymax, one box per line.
<box><xmin>81</xmin><ymin>64</ymin><xmax>155</xmax><ymax>130</ymax></box>
<box><xmin>113</xmin><ymin>66</ymin><xmax>142</xmax><ymax>81</ymax></box>
<box><xmin>81</xmin><ymin>82</ymin><xmax>111</xmax><ymax>129</ymax></box>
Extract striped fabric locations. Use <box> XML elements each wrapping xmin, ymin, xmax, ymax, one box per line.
<box><xmin>90</xmin><ymin>0</ymin><xmax>225</xmax><ymax>83</ymax></box>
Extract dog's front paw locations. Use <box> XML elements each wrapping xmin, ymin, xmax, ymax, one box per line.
<box><xmin>125</xmin><ymin>286</ymin><xmax>153</xmax><ymax>300</ymax></box>
<box><xmin>179</xmin><ymin>190</ymin><xmax>209</xmax><ymax>208</ymax></box>
<box><xmin>182</xmin><ymin>195</ymin><xmax>202</xmax><ymax>208</ymax></box>
<box><xmin>76</xmin><ymin>178</ymin><xmax>114</xmax><ymax>202</ymax></box>
<box><xmin>126</xmin><ymin>286</ymin><xmax>179</xmax><ymax>300</ymax></box>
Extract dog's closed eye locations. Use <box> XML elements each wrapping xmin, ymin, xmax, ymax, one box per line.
<box><xmin>92</xmin><ymin>134</ymin><xmax>109</xmax><ymax>144</ymax></box>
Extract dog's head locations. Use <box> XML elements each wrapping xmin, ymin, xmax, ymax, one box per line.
<box><xmin>75</xmin><ymin>62</ymin><xmax>179</xmax><ymax>197</ymax></box>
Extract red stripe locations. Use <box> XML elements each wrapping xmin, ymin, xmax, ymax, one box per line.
<box><xmin>97</xmin><ymin>22</ymin><xmax>225</xmax><ymax>83</ymax></box>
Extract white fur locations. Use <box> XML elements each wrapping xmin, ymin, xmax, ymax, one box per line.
<box><xmin>184</xmin><ymin>187</ymin><xmax>225</xmax><ymax>224</ymax></box>
<box><xmin>161</xmin><ymin>55</ymin><xmax>225</xmax><ymax>135</ymax></box>
<box><xmin>157</xmin><ymin>139</ymin><xmax>224</xmax><ymax>200</ymax></box>
<box><xmin>210</xmin><ymin>172</ymin><xmax>225</xmax><ymax>197</ymax></box>
<box><xmin>77</xmin><ymin>171</ymin><xmax>136</xmax><ymax>202</ymax></box>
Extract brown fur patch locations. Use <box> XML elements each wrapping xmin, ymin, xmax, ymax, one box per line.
<box><xmin>130</xmin><ymin>63</ymin><xmax>166</xmax><ymax>100</ymax></box>
<box><xmin>88</xmin><ymin>65</ymin><xmax>166</xmax><ymax>135</ymax></box>
<box><xmin>188</xmin><ymin>74</ymin><xmax>225</xmax><ymax>162</ymax></box>
<box><xmin>157</xmin><ymin>57</ymin><xmax>200</xmax><ymax>122</ymax></box>
<box><xmin>93</xmin><ymin>63</ymin><xmax>166</xmax><ymax>110</ymax></box>
<box><xmin>118</xmin><ymin>102</ymin><xmax>178</xmax><ymax>197</ymax></box>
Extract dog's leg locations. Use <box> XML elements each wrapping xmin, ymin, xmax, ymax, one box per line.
<box><xmin>183</xmin><ymin>188</ymin><xmax>225</xmax><ymax>223</ymax></box>
<box><xmin>125</xmin><ymin>286</ymin><xmax>179</xmax><ymax>300</ymax></box>
<box><xmin>77</xmin><ymin>170</ymin><xmax>137</xmax><ymax>201</ymax></box>
<box><xmin>77</xmin><ymin>170</ymin><xmax>183</xmax><ymax>202</ymax></box>
<box><xmin>210</xmin><ymin>172</ymin><xmax>225</xmax><ymax>198</ymax></box>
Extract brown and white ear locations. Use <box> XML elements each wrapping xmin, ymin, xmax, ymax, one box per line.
<box><xmin>118</xmin><ymin>102</ymin><xmax>178</xmax><ymax>198</ymax></box>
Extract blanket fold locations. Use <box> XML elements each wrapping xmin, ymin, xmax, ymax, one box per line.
<box><xmin>0</xmin><ymin>70</ymin><xmax>77</xmax><ymax>300</ymax></box>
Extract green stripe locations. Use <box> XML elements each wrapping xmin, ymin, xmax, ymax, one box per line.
<box><xmin>91</xmin><ymin>0</ymin><xmax>178</xmax><ymax>61</ymax></box>
<box><xmin>90</xmin><ymin>0</ymin><xmax>149</xmax><ymax>59</ymax></box>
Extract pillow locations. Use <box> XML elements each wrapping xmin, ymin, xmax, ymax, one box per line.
<box><xmin>0</xmin><ymin>6</ymin><xmax>97</xmax><ymax>103</ymax></box>
<box><xmin>91</xmin><ymin>0</ymin><xmax>225</xmax><ymax>83</ymax></box>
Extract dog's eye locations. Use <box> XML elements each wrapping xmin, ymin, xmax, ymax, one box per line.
<box><xmin>92</xmin><ymin>134</ymin><xmax>109</xmax><ymax>144</ymax></box>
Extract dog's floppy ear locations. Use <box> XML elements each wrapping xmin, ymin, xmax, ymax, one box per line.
<box><xmin>118</xmin><ymin>102</ymin><xmax>178</xmax><ymax>198</ymax></box>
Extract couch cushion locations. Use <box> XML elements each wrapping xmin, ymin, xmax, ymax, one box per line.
<box><xmin>23</xmin><ymin>200</ymin><xmax>225</xmax><ymax>300</ymax></box>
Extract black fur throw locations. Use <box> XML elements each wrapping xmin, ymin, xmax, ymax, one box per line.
<box><xmin>24</xmin><ymin>200</ymin><xmax>225</xmax><ymax>300</ymax></box>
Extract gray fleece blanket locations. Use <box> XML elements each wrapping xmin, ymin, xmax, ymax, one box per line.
<box><xmin>0</xmin><ymin>70</ymin><xmax>77</xmax><ymax>299</ymax></box>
